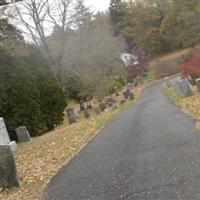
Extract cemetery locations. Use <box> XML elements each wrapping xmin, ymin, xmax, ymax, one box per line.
<box><xmin>165</xmin><ymin>76</ymin><xmax>200</xmax><ymax>129</ymax></box>
<box><xmin>2</xmin><ymin>0</ymin><xmax>200</xmax><ymax>199</ymax></box>
<box><xmin>0</xmin><ymin>83</ymin><xmax>144</xmax><ymax>200</ymax></box>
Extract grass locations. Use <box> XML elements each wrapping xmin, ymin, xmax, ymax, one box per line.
<box><xmin>67</xmin><ymin>99</ymin><xmax>78</xmax><ymax>107</ymax></box>
<box><xmin>0</xmin><ymin>86</ymin><xmax>145</xmax><ymax>200</ymax></box>
<box><xmin>164</xmin><ymin>85</ymin><xmax>200</xmax><ymax>129</ymax></box>
<box><xmin>148</xmin><ymin>46</ymin><xmax>200</xmax><ymax>79</ymax></box>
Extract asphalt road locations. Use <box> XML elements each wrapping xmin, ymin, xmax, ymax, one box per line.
<box><xmin>44</xmin><ymin>80</ymin><xmax>200</xmax><ymax>200</ymax></box>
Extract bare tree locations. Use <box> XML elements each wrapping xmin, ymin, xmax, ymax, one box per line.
<box><xmin>59</xmin><ymin>14</ymin><xmax>125</xmax><ymax>96</ymax></box>
<box><xmin>0</xmin><ymin>0</ymin><xmax>23</xmax><ymax>7</ymax></box>
<box><xmin>14</xmin><ymin>0</ymin><xmax>79</xmax><ymax>83</ymax></box>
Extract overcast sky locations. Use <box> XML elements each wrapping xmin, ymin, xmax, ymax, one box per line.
<box><xmin>12</xmin><ymin>0</ymin><xmax>111</xmax><ymax>40</ymax></box>
<box><xmin>84</xmin><ymin>0</ymin><xmax>110</xmax><ymax>12</ymax></box>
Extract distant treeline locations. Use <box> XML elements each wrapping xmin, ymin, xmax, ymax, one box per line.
<box><xmin>110</xmin><ymin>0</ymin><xmax>200</xmax><ymax>56</ymax></box>
<box><xmin>0</xmin><ymin>2</ymin><xmax>125</xmax><ymax>139</ymax></box>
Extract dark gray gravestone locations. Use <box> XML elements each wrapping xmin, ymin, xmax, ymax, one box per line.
<box><xmin>129</xmin><ymin>92</ymin><xmax>134</xmax><ymax>100</ymax></box>
<box><xmin>95</xmin><ymin>107</ymin><xmax>101</xmax><ymax>115</ymax></box>
<box><xmin>99</xmin><ymin>102</ymin><xmax>107</xmax><ymax>112</ymax></box>
<box><xmin>0</xmin><ymin>145</ymin><xmax>20</xmax><ymax>188</ymax></box>
<box><xmin>195</xmin><ymin>78</ymin><xmax>200</xmax><ymax>93</ymax></box>
<box><xmin>120</xmin><ymin>100</ymin><xmax>126</xmax><ymax>105</ymax></box>
<box><xmin>180</xmin><ymin>78</ymin><xmax>193</xmax><ymax>97</ymax></box>
<box><xmin>106</xmin><ymin>97</ymin><xmax>116</xmax><ymax>107</ymax></box>
<box><xmin>123</xmin><ymin>90</ymin><xmax>129</xmax><ymax>100</ymax></box>
<box><xmin>110</xmin><ymin>103</ymin><xmax>118</xmax><ymax>110</ymax></box>
<box><xmin>80</xmin><ymin>100</ymin><xmax>86</xmax><ymax>111</ymax></box>
<box><xmin>166</xmin><ymin>81</ymin><xmax>171</xmax><ymax>88</ymax></box>
<box><xmin>171</xmin><ymin>78</ymin><xmax>184</xmax><ymax>96</ymax></box>
<box><xmin>84</xmin><ymin>110</ymin><xmax>90</xmax><ymax>118</ymax></box>
<box><xmin>16</xmin><ymin>126</ymin><xmax>31</xmax><ymax>143</ymax></box>
<box><xmin>66</xmin><ymin>108</ymin><xmax>77</xmax><ymax>124</ymax></box>
<box><xmin>74</xmin><ymin>109</ymin><xmax>79</xmax><ymax>119</ymax></box>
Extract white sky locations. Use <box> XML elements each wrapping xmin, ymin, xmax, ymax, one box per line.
<box><xmin>84</xmin><ymin>0</ymin><xmax>110</xmax><ymax>12</ymax></box>
<box><xmin>9</xmin><ymin>0</ymin><xmax>111</xmax><ymax>41</ymax></box>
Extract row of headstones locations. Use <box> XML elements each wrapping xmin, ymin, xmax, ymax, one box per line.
<box><xmin>0</xmin><ymin>118</ymin><xmax>32</xmax><ymax>189</ymax></box>
<box><xmin>66</xmin><ymin>90</ymin><xmax>135</xmax><ymax>125</ymax></box>
<box><xmin>169</xmin><ymin>77</ymin><xmax>200</xmax><ymax>97</ymax></box>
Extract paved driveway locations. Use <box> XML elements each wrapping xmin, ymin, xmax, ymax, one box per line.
<box><xmin>44</xmin><ymin>80</ymin><xmax>200</xmax><ymax>200</ymax></box>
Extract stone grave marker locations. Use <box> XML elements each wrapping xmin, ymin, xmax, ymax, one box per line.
<box><xmin>123</xmin><ymin>90</ymin><xmax>129</xmax><ymax>100</ymax></box>
<box><xmin>84</xmin><ymin>110</ymin><xmax>90</xmax><ymax>118</ymax></box>
<box><xmin>86</xmin><ymin>97</ymin><xmax>92</xmax><ymax>110</ymax></box>
<box><xmin>0</xmin><ymin>118</ymin><xmax>10</xmax><ymax>145</ymax></box>
<box><xmin>66</xmin><ymin>108</ymin><xmax>77</xmax><ymax>124</ymax></box>
<box><xmin>16</xmin><ymin>126</ymin><xmax>31</xmax><ymax>143</ymax></box>
<box><xmin>120</xmin><ymin>100</ymin><xmax>126</xmax><ymax>105</ymax></box>
<box><xmin>99</xmin><ymin>102</ymin><xmax>107</xmax><ymax>112</ymax></box>
<box><xmin>166</xmin><ymin>81</ymin><xmax>171</xmax><ymax>88</ymax></box>
<box><xmin>126</xmin><ymin>82</ymin><xmax>132</xmax><ymax>90</ymax></box>
<box><xmin>129</xmin><ymin>92</ymin><xmax>134</xmax><ymax>100</ymax></box>
<box><xmin>171</xmin><ymin>78</ymin><xmax>184</xmax><ymax>96</ymax></box>
<box><xmin>110</xmin><ymin>103</ymin><xmax>118</xmax><ymax>110</ymax></box>
<box><xmin>0</xmin><ymin>118</ymin><xmax>17</xmax><ymax>152</ymax></box>
<box><xmin>74</xmin><ymin>109</ymin><xmax>79</xmax><ymax>119</ymax></box>
<box><xmin>135</xmin><ymin>76</ymin><xmax>142</xmax><ymax>86</ymax></box>
<box><xmin>106</xmin><ymin>97</ymin><xmax>116</xmax><ymax>108</ymax></box>
<box><xmin>95</xmin><ymin>107</ymin><xmax>101</xmax><ymax>115</ymax></box>
<box><xmin>80</xmin><ymin>100</ymin><xmax>86</xmax><ymax>111</ymax></box>
<box><xmin>195</xmin><ymin>78</ymin><xmax>200</xmax><ymax>92</ymax></box>
<box><xmin>180</xmin><ymin>78</ymin><xmax>193</xmax><ymax>97</ymax></box>
<box><xmin>0</xmin><ymin>145</ymin><xmax>20</xmax><ymax>189</ymax></box>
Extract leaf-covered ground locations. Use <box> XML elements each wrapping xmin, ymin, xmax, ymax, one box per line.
<box><xmin>0</xmin><ymin>86</ymin><xmax>144</xmax><ymax>200</ymax></box>
<box><xmin>164</xmin><ymin>86</ymin><xmax>200</xmax><ymax>129</ymax></box>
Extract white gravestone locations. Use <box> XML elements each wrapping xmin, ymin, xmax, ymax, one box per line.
<box><xmin>0</xmin><ymin>118</ymin><xmax>17</xmax><ymax>152</ymax></box>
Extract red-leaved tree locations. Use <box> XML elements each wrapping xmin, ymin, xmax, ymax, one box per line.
<box><xmin>182</xmin><ymin>54</ymin><xmax>200</xmax><ymax>78</ymax></box>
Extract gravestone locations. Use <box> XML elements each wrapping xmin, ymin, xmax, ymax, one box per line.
<box><xmin>123</xmin><ymin>90</ymin><xmax>129</xmax><ymax>100</ymax></box>
<box><xmin>195</xmin><ymin>78</ymin><xmax>200</xmax><ymax>93</ymax></box>
<box><xmin>120</xmin><ymin>100</ymin><xmax>126</xmax><ymax>105</ymax></box>
<box><xmin>180</xmin><ymin>78</ymin><xmax>193</xmax><ymax>97</ymax></box>
<box><xmin>0</xmin><ymin>118</ymin><xmax>17</xmax><ymax>152</ymax></box>
<box><xmin>99</xmin><ymin>102</ymin><xmax>107</xmax><ymax>112</ymax></box>
<box><xmin>135</xmin><ymin>76</ymin><xmax>141</xmax><ymax>86</ymax></box>
<box><xmin>66</xmin><ymin>108</ymin><xmax>77</xmax><ymax>124</ymax></box>
<box><xmin>171</xmin><ymin>78</ymin><xmax>184</xmax><ymax>96</ymax></box>
<box><xmin>126</xmin><ymin>82</ymin><xmax>132</xmax><ymax>90</ymax></box>
<box><xmin>84</xmin><ymin>110</ymin><xmax>90</xmax><ymax>119</ymax></box>
<box><xmin>95</xmin><ymin>107</ymin><xmax>101</xmax><ymax>115</ymax></box>
<box><xmin>110</xmin><ymin>103</ymin><xmax>118</xmax><ymax>110</ymax></box>
<box><xmin>106</xmin><ymin>97</ymin><xmax>116</xmax><ymax>107</ymax></box>
<box><xmin>0</xmin><ymin>145</ymin><xmax>20</xmax><ymax>189</ymax></box>
<box><xmin>129</xmin><ymin>92</ymin><xmax>134</xmax><ymax>100</ymax></box>
<box><xmin>80</xmin><ymin>100</ymin><xmax>86</xmax><ymax>111</ymax></box>
<box><xmin>166</xmin><ymin>81</ymin><xmax>171</xmax><ymax>88</ymax></box>
<box><xmin>0</xmin><ymin>118</ymin><xmax>10</xmax><ymax>145</ymax></box>
<box><xmin>86</xmin><ymin>97</ymin><xmax>92</xmax><ymax>110</ymax></box>
<box><xmin>74</xmin><ymin>109</ymin><xmax>79</xmax><ymax>119</ymax></box>
<box><xmin>16</xmin><ymin>126</ymin><xmax>31</xmax><ymax>143</ymax></box>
